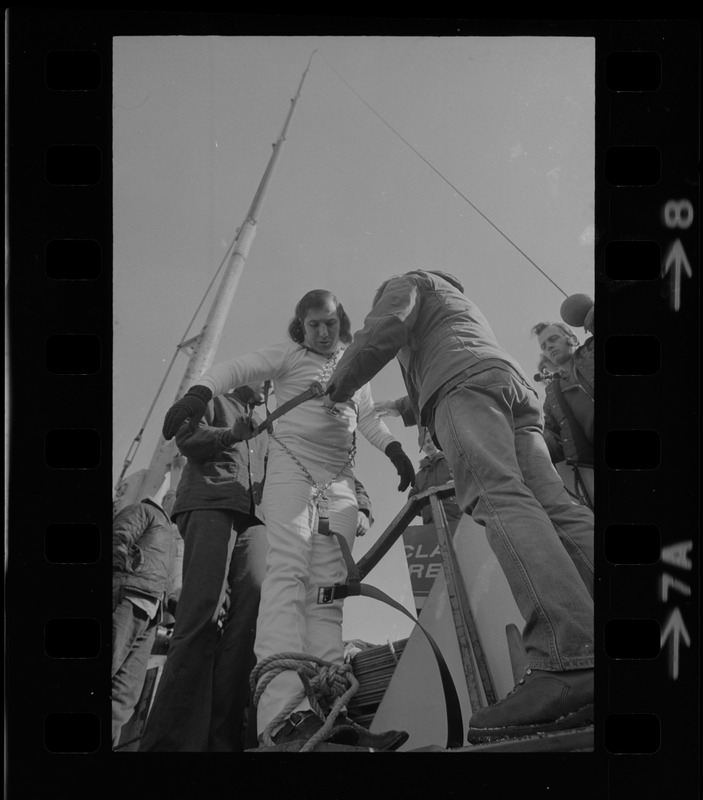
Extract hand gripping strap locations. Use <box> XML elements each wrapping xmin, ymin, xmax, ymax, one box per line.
<box><xmin>254</xmin><ymin>381</ymin><xmax>325</xmax><ymax>435</ymax></box>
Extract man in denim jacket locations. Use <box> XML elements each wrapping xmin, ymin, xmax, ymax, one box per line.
<box><xmin>326</xmin><ymin>269</ymin><xmax>594</xmax><ymax>744</ymax></box>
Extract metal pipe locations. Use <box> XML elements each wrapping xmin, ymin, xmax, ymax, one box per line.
<box><xmin>116</xmin><ymin>53</ymin><xmax>317</xmax><ymax>507</ymax></box>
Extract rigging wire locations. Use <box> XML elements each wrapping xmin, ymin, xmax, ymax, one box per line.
<box><xmin>118</xmin><ymin>48</ymin><xmax>314</xmax><ymax>490</ymax></box>
<box><xmin>115</xmin><ymin>237</ymin><xmax>235</xmax><ymax>488</ymax></box>
<box><xmin>320</xmin><ymin>54</ymin><xmax>569</xmax><ymax>300</ymax></box>
<box><xmin>118</xmin><ymin>51</ymin><xmax>318</xmax><ymax>489</ymax></box>
<box><xmin>118</xmin><ymin>54</ymin><xmax>573</xmax><ymax>489</ymax></box>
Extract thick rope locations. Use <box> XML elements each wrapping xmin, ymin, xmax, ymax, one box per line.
<box><xmin>250</xmin><ymin>652</ymin><xmax>360</xmax><ymax>752</ymax></box>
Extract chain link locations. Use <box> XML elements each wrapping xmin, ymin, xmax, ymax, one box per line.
<box><xmin>270</xmin><ymin>431</ymin><xmax>356</xmax><ymax>506</ymax></box>
<box><xmin>268</xmin><ymin>346</ymin><xmax>358</xmax><ymax>528</ymax></box>
<box><xmin>312</xmin><ymin>345</ymin><xmax>345</xmax><ymax>388</ymax></box>
<box><xmin>272</xmin><ymin>346</ymin><xmax>355</xmax><ymax>524</ymax></box>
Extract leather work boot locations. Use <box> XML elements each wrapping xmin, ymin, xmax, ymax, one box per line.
<box><xmin>270</xmin><ymin>710</ymin><xmax>360</xmax><ymax>748</ymax></box>
<box><xmin>271</xmin><ymin>710</ymin><xmax>325</xmax><ymax>745</ymax></box>
<box><xmin>467</xmin><ymin>667</ymin><xmax>594</xmax><ymax>744</ymax></box>
<box><xmin>332</xmin><ymin>714</ymin><xmax>409</xmax><ymax>751</ymax></box>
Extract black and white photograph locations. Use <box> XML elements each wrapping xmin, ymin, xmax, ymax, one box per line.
<box><xmin>6</xmin><ymin>12</ymin><xmax>701</xmax><ymax>798</ymax></box>
<box><xmin>111</xmin><ymin>34</ymin><xmax>596</xmax><ymax>755</ymax></box>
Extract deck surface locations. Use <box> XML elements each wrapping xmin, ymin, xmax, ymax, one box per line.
<box><xmin>247</xmin><ymin>725</ymin><xmax>594</xmax><ymax>753</ymax></box>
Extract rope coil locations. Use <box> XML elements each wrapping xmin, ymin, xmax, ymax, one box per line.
<box><xmin>251</xmin><ymin>652</ymin><xmax>360</xmax><ymax>751</ymax></box>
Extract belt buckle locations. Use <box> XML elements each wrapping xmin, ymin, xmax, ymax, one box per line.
<box><xmin>317</xmin><ymin>584</ymin><xmax>348</xmax><ymax>604</ymax></box>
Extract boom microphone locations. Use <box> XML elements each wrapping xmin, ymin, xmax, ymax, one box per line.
<box><xmin>560</xmin><ymin>293</ymin><xmax>594</xmax><ymax>327</ymax></box>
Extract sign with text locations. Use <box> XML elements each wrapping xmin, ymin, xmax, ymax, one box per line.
<box><xmin>402</xmin><ymin>522</ymin><xmax>459</xmax><ymax>610</ymax></box>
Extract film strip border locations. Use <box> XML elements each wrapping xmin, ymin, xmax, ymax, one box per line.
<box><xmin>596</xmin><ymin>21</ymin><xmax>699</xmax><ymax>792</ymax></box>
<box><xmin>5</xmin><ymin>14</ymin><xmax>699</xmax><ymax>798</ymax></box>
<box><xmin>7</xmin><ymin>15</ymin><xmax>112</xmax><ymax>770</ymax></box>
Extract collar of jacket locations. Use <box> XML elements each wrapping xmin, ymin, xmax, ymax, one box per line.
<box><xmin>419</xmin><ymin>451</ymin><xmax>446</xmax><ymax>468</ymax></box>
<box><xmin>301</xmin><ymin>343</ymin><xmax>346</xmax><ymax>358</ymax></box>
<box><xmin>141</xmin><ymin>497</ymin><xmax>171</xmax><ymax>523</ymax></box>
<box><xmin>230</xmin><ymin>385</ymin><xmax>262</xmax><ymax>410</ymax></box>
<box><xmin>554</xmin><ymin>363</ymin><xmax>583</xmax><ymax>388</ymax></box>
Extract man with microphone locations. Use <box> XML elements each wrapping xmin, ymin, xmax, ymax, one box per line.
<box><xmin>531</xmin><ymin>294</ymin><xmax>594</xmax><ymax>508</ymax></box>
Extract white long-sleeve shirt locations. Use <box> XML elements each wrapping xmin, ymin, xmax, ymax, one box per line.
<box><xmin>197</xmin><ymin>340</ymin><xmax>395</xmax><ymax>471</ymax></box>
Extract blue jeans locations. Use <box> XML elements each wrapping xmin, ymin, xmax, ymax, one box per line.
<box><xmin>112</xmin><ymin>599</ymin><xmax>157</xmax><ymax>746</ymax></box>
<box><xmin>138</xmin><ymin>510</ymin><xmax>268</xmax><ymax>751</ymax></box>
<box><xmin>433</xmin><ymin>367</ymin><xmax>594</xmax><ymax>672</ymax></box>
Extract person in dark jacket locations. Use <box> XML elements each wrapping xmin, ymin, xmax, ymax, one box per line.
<box><xmin>112</xmin><ymin>494</ymin><xmax>179</xmax><ymax>747</ymax></box>
<box><xmin>325</xmin><ymin>269</ymin><xmax>594</xmax><ymax>744</ymax></box>
<box><xmin>532</xmin><ymin>320</ymin><xmax>594</xmax><ymax>509</ymax></box>
<box><xmin>139</xmin><ymin>384</ymin><xmax>269</xmax><ymax>752</ymax></box>
<box><xmin>139</xmin><ymin>384</ymin><xmax>376</xmax><ymax>752</ymax></box>
<box><xmin>408</xmin><ymin>426</ymin><xmax>463</xmax><ymax>527</ymax></box>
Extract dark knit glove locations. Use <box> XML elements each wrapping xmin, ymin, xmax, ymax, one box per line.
<box><xmin>162</xmin><ymin>385</ymin><xmax>212</xmax><ymax>440</ymax></box>
<box><xmin>385</xmin><ymin>441</ymin><xmax>416</xmax><ymax>492</ymax></box>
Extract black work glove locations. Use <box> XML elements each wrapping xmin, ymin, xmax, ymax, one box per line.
<box><xmin>162</xmin><ymin>385</ymin><xmax>213</xmax><ymax>440</ymax></box>
<box><xmin>385</xmin><ymin>441</ymin><xmax>416</xmax><ymax>492</ymax></box>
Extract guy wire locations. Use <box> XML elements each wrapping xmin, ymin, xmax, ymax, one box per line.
<box><xmin>320</xmin><ymin>54</ymin><xmax>569</xmax><ymax>299</ymax></box>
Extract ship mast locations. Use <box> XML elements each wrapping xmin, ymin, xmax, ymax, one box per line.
<box><xmin>115</xmin><ymin>51</ymin><xmax>316</xmax><ymax>509</ymax></box>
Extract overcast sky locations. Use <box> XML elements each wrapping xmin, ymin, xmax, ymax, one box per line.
<box><xmin>113</xmin><ymin>34</ymin><xmax>595</xmax><ymax>643</ymax></box>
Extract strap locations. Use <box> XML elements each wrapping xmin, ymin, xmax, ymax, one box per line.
<box><xmin>319</xmin><ymin>529</ymin><xmax>464</xmax><ymax>750</ymax></box>
<box><xmin>574</xmin><ymin>365</ymin><xmax>593</xmax><ymax>399</ymax></box>
<box><xmin>360</xmin><ymin>584</ymin><xmax>465</xmax><ymax>749</ymax></box>
<box><xmin>254</xmin><ymin>381</ymin><xmax>325</xmax><ymax>435</ymax></box>
<box><xmin>568</xmin><ymin>461</ymin><xmax>594</xmax><ymax>511</ymax></box>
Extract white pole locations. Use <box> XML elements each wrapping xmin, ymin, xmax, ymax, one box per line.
<box><xmin>115</xmin><ymin>53</ymin><xmax>316</xmax><ymax>508</ymax></box>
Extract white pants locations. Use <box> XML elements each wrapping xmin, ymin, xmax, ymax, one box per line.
<box><xmin>254</xmin><ymin>445</ymin><xmax>358</xmax><ymax>734</ymax></box>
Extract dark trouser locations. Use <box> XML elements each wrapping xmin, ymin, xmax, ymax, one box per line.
<box><xmin>138</xmin><ymin>509</ymin><xmax>267</xmax><ymax>751</ymax></box>
<box><xmin>112</xmin><ymin>599</ymin><xmax>158</xmax><ymax>747</ymax></box>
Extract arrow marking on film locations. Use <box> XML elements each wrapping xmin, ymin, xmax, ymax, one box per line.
<box><xmin>663</xmin><ymin>239</ymin><xmax>693</xmax><ymax>312</ymax></box>
<box><xmin>660</xmin><ymin>607</ymin><xmax>691</xmax><ymax>680</ymax></box>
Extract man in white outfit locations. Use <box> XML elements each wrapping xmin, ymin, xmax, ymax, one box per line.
<box><xmin>162</xmin><ymin>289</ymin><xmax>414</xmax><ymax>751</ymax></box>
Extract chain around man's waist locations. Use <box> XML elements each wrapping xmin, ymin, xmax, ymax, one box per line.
<box><xmin>269</xmin><ymin>432</ymin><xmax>356</xmax><ymax>494</ymax></box>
